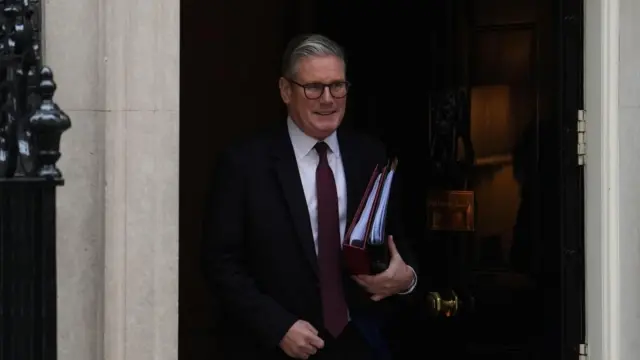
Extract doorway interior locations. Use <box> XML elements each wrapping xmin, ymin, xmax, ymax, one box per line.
<box><xmin>179</xmin><ymin>0</ymin><xmax>585</xmax><ymax>358</ymax></box>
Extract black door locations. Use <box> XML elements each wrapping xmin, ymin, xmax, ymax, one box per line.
<box><xmin>558</xmin><ymin>0</ymin><xmax>586</xmax><ymax>358</ymax></box>
<box><xmin>314</xmin><ymin>0</ymin><xmax>586</xmax><ymax>358</ymax></box>
<box><xmin>179</xmin><ymin>0</ymin><xmax>585</xmax><ymax>357</ymax></box>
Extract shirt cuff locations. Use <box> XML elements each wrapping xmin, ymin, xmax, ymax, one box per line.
<box><xmin>398</xmin><ymin>266</ymin><xmax>418</xmax><ymax>295</ymax></box>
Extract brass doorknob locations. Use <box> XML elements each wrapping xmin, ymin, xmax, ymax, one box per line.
<box><xmin>426</xmin><ymin>289</ymin><xmax>459</xmax><ymax>317</ymax></box>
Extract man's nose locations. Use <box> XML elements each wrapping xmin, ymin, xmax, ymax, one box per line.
<box><xmin>320</xmin><ymin>87</ymin><xmax>333</xmax><ymax>102</ymax></box>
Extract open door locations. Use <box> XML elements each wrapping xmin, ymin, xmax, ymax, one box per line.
<box><xmin>315</xmin><ymin>0</ymin><xmax>586</xmax><ymax>358</ymax></box>
<box><xmin>179</xmin><ymin>0</ymin><xmax>585</xmax><ymax>358</ymax></box>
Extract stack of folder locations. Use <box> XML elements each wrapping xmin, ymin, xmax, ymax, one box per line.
<box><xmin>343</xmin><ymin>158</ymin><xmax>398</xmax><ymax>275</ymax></box>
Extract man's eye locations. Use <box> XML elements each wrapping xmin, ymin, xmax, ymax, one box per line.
<box><xmin>306</xmin><ymin>84</ymin><xmax>324</xmax><ymax>91</ymax></box>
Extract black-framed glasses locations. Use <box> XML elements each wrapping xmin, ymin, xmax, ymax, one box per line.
<box><xmin>288</xmin><ymin>79</ymin><xmax>350</xmax><ymax>100</ymax></box>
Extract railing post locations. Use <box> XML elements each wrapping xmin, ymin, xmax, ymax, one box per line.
<box><xmin>0</xmin><ymin>1</ymin><xmax>71</xmax><ymax>359</ymax></box>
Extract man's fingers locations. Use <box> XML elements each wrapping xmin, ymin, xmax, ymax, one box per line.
<box><xmin>308</xmin><ymin>334</ymin><xmax>325</xmax><ymax>349</ymax></box>
<box><xmin>352</xmin><ymin>275</ymin><xmax>370</xmax><ymax>286</ymax></box>
<box><xmin>294</xmin><ymin>333</ymin><xmax>323</xmax><ymax>359</ymax></box>
<box><xmin>301</xmin><ymin>321</ymin><xmax>318</xmax><ymax>334</ymax></box>
<box><xmin>300</xmin><ymin>343</ymin><xmax>317</xmax><ymax>356</ymax></box>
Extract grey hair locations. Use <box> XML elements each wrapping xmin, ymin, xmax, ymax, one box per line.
<box><xmin>281</xmin><ymin>34</ymin><xmax>346</xmax><ymax>79</ymax></box>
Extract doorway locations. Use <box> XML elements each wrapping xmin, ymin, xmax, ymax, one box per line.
<box><xmin>179</xmin><ymin>0</ymin><xmax>585</xmax><ymax>358</ymax></box>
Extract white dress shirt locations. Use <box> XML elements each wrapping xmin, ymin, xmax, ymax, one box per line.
<box><xmin>287</xmin><ymin>117</ymin><xmax>417</xmax><ymax>294</ymax></box>
<box><xmin>287</xmin><ymin>117</ymin><xmax>347</xmax><ymax>253</ymax></box>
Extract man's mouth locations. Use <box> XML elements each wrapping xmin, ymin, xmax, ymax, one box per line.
<box><xmin>313</xmin><ymin>110</ymin><xmax>337</xmax><ymax>116</ymax></box>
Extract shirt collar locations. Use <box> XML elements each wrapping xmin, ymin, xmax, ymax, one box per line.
<box><xmin>287</xmin><ymin>117</ymin><xmax>340</xmax><ymax>160</ymax></box>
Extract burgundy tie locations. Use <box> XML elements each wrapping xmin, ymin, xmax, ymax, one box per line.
<box><xmin>314</xmin><ymin>142</ymin><xmax>349</xmax><ymax>338</ymax></box>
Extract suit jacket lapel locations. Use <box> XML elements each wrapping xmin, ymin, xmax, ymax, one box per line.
<box><xmin>270</xmin><ymin>125</ymin><xmax>370</xmax><ymax>277</ymax></box>
<box><xmin>338</xmin><ymin>129</ymin><xmax>364</xmax><ymax>227</ymax></box>
<box><xmin>271</xmin><ymin>126</ymin><xmax>319</xmax><ymax>277</ymax></box>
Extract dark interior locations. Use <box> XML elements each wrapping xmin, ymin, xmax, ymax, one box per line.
<box><xmin>179</xmin><ymin>0</ymin><xmax>585</xmax><ymax>358</ymax></box>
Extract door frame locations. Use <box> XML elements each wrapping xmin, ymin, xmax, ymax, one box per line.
<box><xmin>584</xmin><ymin>0</ymin><xmax>620</xmax><ymax>359</ymax></box>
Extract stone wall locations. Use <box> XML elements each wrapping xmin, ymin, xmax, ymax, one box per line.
<box><xmin>44</xmin><ymin>0</ymin><xmax>180</xmax><ymax>358</ymax></box>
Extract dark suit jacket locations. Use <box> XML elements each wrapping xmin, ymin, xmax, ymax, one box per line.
<box><xmin>202</xmin><ymin>122</ymin><xmax>417</xmax><ymax>359</ymax></box>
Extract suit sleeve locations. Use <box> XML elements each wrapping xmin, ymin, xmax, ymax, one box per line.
<box><xmin>202</xmin><ymin>147</ymin><xmax>297</xmax><ymax>349</ymax></box>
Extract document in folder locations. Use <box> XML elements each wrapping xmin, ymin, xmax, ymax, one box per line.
<box><xmin>343</xmin><ymin>159</ymin><xmax>398</xmax><ymax>275</ymax></box>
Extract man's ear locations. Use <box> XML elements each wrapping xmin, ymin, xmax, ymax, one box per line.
<box><xmin>279</xmin><ymin>77</ymin><xmax>291</xmax><ymax>104</ymax></box>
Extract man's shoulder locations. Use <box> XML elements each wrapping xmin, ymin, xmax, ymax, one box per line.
<box><xmin>339</xmin><ymin>127</ymin><xmax>387</xmax><ymax>161</ymax></box>
<box><xmin>349</xmin><ymin>131</ymin><xmax>385</xmax><ymax>150</ymax></box>
<box><xmin>219</xmin><ymin>123</ymin><xmax>285</xmax><ymax>161</ymax></box>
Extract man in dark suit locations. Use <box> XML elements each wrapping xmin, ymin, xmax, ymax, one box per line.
<box><xmin>203</xmin><ymin>34</ymin><xmax>418</xmax><ymax>359</ymax></box>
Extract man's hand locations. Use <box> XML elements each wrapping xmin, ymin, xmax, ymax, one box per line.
<box><xmin>279</xmin><ymin>320</ymin><xmax>325</xmax><ymax>359</ymax></box>
<box><xmin>352</xmin><ymin>235</ymin><xmax>415</xmax><ymax>301</ymax></box>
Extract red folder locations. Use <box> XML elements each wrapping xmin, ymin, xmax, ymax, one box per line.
<box><xmin>342</xmin><ymin>163</ymin><xmax>391</xmax><ymax>275</ymax></box>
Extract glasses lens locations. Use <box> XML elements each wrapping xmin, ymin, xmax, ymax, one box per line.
<box><xmin>304</xmin><ymin>84</ymin><xmax>324</xmax><ymax>99</ymax></box>
<box><xmin>298</xmin><ymin>82</ymin><xmax>349</xmax><ymax>99</ymax></box>
<box><xmin>330</xmin><ymin>82</ymin><xmax>348</xmax><ymax>98</ymax></box>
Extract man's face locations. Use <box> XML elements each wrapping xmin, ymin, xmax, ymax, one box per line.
<box><xmin>279</xmin><ymin>55</ymin><xmax>347</xmax><ymax>140</ymax></box>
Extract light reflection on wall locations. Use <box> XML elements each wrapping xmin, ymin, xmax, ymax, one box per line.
<box><xmin>469</xmin><ymin>85</ymin><xmax>521</xmax><ymax>267</ymax></box>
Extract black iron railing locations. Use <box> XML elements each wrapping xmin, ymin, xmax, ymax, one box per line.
<box><xmin>0</xmin><ymin>1</ymin><xmax>71</xmax><ymax>359</ymax></box>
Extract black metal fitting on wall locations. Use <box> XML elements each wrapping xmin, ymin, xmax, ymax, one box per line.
<box><xmin>0</xmin><ymin>1</ymin><xmax>71</xmax><ymax>359</ymax></box>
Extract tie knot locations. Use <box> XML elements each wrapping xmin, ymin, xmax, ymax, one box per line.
<box><xmin>314</xmin><ymin>141</ymin><xmax>329</xmax><ymax>158</ymax></box>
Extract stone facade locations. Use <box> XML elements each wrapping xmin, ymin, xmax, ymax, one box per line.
<box><xmin>45</xmin><ymin>0</ymin><xmax>179</xmax><ymax>359</ymax></box>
